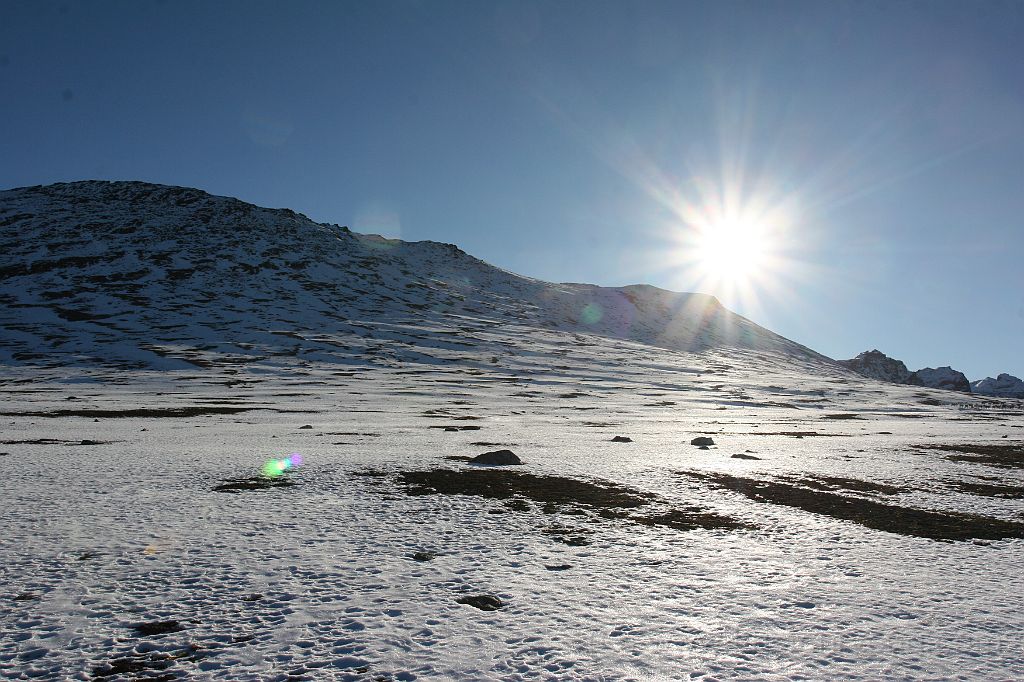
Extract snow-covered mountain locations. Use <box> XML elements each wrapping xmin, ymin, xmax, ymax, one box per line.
<box><xmin>972</xmin><ymin>373</ymin><xmax>1024</xmax><ymax>398</ymax></box>
<box><xmin>0</xmin><ymin>180</ymin><xmax>826</xmax><ymax>373</ymax></box>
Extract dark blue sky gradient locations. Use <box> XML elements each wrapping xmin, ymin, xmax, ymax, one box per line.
<box><xmin>2</xmin><ymin>0</ymin><xmax>1022</xmax><ymax>379</ymax></box>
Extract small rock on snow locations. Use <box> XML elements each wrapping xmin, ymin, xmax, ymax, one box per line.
<box><xmin>456</xmin><ymin>594</ymin><xmax>503</xmax><ymax>611</ymax></box>
<box><xmin>469</xmin><ymin>449</ymin><xmax>522</xmax><ymax>465</ymax></box>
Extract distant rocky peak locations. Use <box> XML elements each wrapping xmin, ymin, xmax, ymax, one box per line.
<box><xmin>971</xmin><ymin>374</ymin><xmax>1024</xmax><ymax>398</ymax></box>
<box><xmin>906</xmin><ymin>366</ymin><xmax>971</xmax><ymax>392</ymax></box>
<box><xmin>837</xmin><ymin>349</ymin><xmax>911</xmax><ymax>383</ymax></box>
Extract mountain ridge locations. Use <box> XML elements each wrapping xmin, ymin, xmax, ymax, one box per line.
<box><xmin>1</xmin><ymin>180</ymin><xmax>827</xmax><ymax>374</ymax></box>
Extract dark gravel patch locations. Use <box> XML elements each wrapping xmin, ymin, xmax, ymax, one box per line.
<box><xmin>392</xmin><ymin>468</ymin><xmax>649</xmax><ymax>510</ymax></box>
<box><xmin>0</xmin><ymin>406</ymin><xmax>314</xmax><ymax>418</ymax></box>
<box><xmin>687</xmin><ymin>471</ymin><xmax>1024</xmax><ymax>541</ymax></box>
<box><xmin>794</xmin><ymin>475</ymin><xmax>911</xmax><ymax>496</ymax></box>
<box><xmin>949</xmin><ymin>480</ymin><xmax>1024</xmax><ymax>499</ymax></box>
<box><xmin>633</xmin><ymin>507</ymin><xmax>752</xmax><ymax>531</ymax></box>
<box><xmin>914</xmin><ymin>443</ymin><xmax>1024</xmax><ymax>469</ymax></box>
<box><xmin>132</xmin><ymin>620</ymin><xmax>184</xmax><ymax>636</ymax></box>
<box><xmin>213</xmin><ymin>476</ymin><xmax>296</xmax><ymax>493</ymax></box>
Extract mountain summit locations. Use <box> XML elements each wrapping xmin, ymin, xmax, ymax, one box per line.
<box><xmin>0</xmin><ymin>180</ymin><xmax>824</xmax><ymax>372</ymax></box>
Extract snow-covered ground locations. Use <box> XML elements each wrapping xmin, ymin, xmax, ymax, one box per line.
<box><xmin>2</xmin><ymin>181</ymin><xmax>1023</xmax><ymax>680</ymax></box>
<box><xmin>2</xmin><ymin>352</ymin><xmax>1022</xmax><ymax>681</ymax></box>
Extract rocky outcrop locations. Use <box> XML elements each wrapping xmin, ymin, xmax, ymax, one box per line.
<box><xmin>837</xmin><ymin>350</ymin><xmax>911</xmax><ymax>383</ymax></box>
<box><xmin>840</xmin><ymin>350</ymin><xmax>981</xmax><ymax>394</ymax></box>
<box><xmin>906</xmin><ymin>367</ymin><xmax>971</xmax><ymax>392</ymax></box>
<box><xmin>971</xmin><ymin>374</ymin><xmax>1024</xmax><ymax>399</ymax></box>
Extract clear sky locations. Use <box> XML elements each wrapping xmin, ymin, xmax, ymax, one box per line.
<box><xmin>2</xmin><ymin>0</ymin><xmax>1022</xmax><ymax>380</ymax></box>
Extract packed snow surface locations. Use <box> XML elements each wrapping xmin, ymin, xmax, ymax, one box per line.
<box><xmin>1</xmin><ymin>181</ymin><xmax>1023</xmax><ymax>680</ymax></box>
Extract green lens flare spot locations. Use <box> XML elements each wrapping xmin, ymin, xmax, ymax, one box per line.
<box><xmin>581</xmin><ymin>302</ymin><xmax>603</xmax><ymax>325</ymax></box>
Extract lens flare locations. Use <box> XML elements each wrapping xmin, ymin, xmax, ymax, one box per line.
<box><xmin>262</xmin><ymin>453</ymin><xmax>304</xmax><ymax>478</ymax></box>
<box><xmin>580</xmin><ymin>302</ymin><xmax>604</xmax><ymax>325</ymax></box>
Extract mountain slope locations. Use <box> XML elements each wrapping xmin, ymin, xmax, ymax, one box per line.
<box><xmin>0</xmin><ymin>180</ymin><xmax>827</xmax><ymax>373</ymax></box>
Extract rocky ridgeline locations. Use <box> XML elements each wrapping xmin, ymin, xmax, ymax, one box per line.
<box><xmin>839</xmin><ymin>349</ymin><xmax>1018</xmax><ymax>397</ymax></box>
<box><xmin>971</xmin><ymin>374</ymin><xmax>1024</xmax><ymax>399</ymax></box>
<box><xmin>0</xmin><ymin>180</ymin><xmax>826</xmax><ymax>372</ymax></box>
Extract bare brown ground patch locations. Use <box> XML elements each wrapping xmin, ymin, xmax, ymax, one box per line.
<box><xmin>685</xmin><ymin>471</ymin><xmax>1024</xmax><ymax>541</ymax></box>
<box><xmin>914</xmin><ymin>443</ymin><xmax>1024</xmax><ymax>469</ymax></box>
<box><xmin>372</xmin><ymin>468</ymin><xmax>748</xmax><ymax>533</ymax></box>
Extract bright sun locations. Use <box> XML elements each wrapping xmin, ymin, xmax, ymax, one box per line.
<box><xmin>695</xmin><ymin>219</ymin><xmax>769</xmax><ymax>284</ymax></box>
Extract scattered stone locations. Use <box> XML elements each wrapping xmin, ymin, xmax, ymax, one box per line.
<box><xmin>298</xmin><ymin>424</ymin><xmax>313</xmax><ymax>429</ymax></box>
<box><xmin>611</xmin><ymin>436</ymin><xmax>633</xmax><ymax>443</ymax></box>
<box><xmin>131</xmin><ymin>620</ymin><xmax>184</xmax><ymax>636</ymax></box>
<box><xmin>731</xmin><ymin>453</ymin><xmax>761</xmax><ymax>460</ymax></box>
<box><xmin>456</xmin><ymin>594</ymin><xmax>503</xmax><ymax>611</ymax></box>
<box><xmin>691</xmin><ymin>437</ymin><xmax>715</xmax><ymax>447</ymax></box>
<box><xmin>469</xmin><ymin>449</ymin><xmax>522</xmax><ymax>466</ymax></box>
<box><xmin>544</xmin><ymin>564</ymin><xmax>572</xmax><ymax>571</ymax></box>
<box><xmin>412</xmin><ymin>551</ymin><xmax>436</xmax><ymax>562</ymax></box>
<box><xmin>241</xmin><ymin>593</ymin><xmax>263</xmax><ymax>602</ymax></box>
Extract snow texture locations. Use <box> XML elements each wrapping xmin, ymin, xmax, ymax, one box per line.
<box><xmin>1</xmin><ymin>181</ymin><xmax>1023</xmax><ymax>681</ymax></box>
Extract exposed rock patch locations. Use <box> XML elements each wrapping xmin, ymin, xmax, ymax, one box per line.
<box><xmin>686</xmin><ymin>471</ymin><xmax>1024</xmax><ymax>541</ymax></box>
<box><xmin>914</xmin><ymin>443</ymin><xmax>1024</xmax><ymax>469</ymax></box>
<box><xmin>213</xmin><ymin>475</ymin><xmax>296</xmax><ymax>492</ymax></box>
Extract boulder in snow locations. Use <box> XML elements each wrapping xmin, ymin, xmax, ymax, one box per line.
<box><xmin>469</xmin><ymin>449</ymin><xmax>522</xmax><ymax>465</ymax></box>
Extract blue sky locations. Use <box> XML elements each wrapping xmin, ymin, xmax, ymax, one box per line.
<box><xmin>2</xmin><ymin>0</ymin><xmax>1022</xmax><ymax>380</ymax></box>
